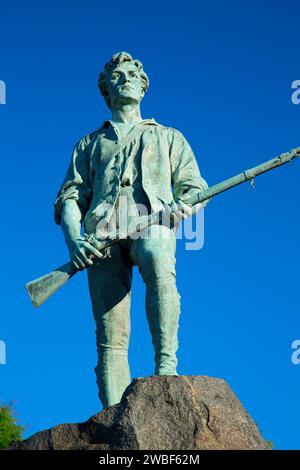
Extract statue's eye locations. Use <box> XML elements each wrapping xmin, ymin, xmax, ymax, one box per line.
<box><xmin>130</xmin><ymin>72</ymin><xmax>137</xmax><ymax>78</ymax></box>
<box><xmin>112</xmin><ymin>73</ymin><xmax>120</xmax><ymax>80</ymax></box>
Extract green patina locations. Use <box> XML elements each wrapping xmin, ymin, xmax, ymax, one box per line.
<box><xmin>54</xmin><ymin>51</ymin><xmax>209</xmax><ymax>407</ymax></box>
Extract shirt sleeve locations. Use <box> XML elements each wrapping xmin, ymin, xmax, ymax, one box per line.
<box><xmin>54</xmin><ymin>138</ymin><xmax>92</xmax><ymax>225</ymax></box>
<box><xmin>169</xmin><ymin>128</ymin><xmax>209</xmax><ymax>212</ymax></box>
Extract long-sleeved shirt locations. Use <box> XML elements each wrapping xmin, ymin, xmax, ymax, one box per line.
<box><xmin>54</xmin><ymin>117</ymin><xmax>209</xmax><ymax>235</ymax></box>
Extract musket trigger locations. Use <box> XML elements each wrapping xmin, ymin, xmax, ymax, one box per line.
<box><xmin>250</xmin><ymin>177</ymin><xmax>255</xmax><ymax>189</ymax></box>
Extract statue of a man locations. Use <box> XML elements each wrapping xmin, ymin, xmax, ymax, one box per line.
<box><xmin>54</xmin><ymin>51</ymin><xmax>209</xmax><ymax>408</ymax></box>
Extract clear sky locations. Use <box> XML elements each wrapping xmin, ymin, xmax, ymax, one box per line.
<box><xmin>1</xmin><ymin>0</ymin><xmax>299</xmax><ymax>450</ymax></box>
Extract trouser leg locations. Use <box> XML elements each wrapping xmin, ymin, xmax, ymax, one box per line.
<box><xmin>129</xmin><ymin>224</ymin><xmax>181</xmax><ymax>375</ymax></box>
<box><xmin>87</xmin><ymin>243</ymin><xmax>133</xmax><ymax>408</ymax></box>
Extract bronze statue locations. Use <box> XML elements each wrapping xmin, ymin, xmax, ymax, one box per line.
<box><xmin>25</xmin><ymin>51</ymin><xmax>300</xmax><ymax>410</ymax></box>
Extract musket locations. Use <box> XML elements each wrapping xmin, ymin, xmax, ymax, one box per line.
<box><xmin>25</xmin><ymin>146</ymin><xmax>300</xmax><ymax>308</ymax></box>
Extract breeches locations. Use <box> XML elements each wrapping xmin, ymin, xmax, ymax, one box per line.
<box><xmin>87</xmin><ymin>224</ymin><xmax>181</xmax><ymax>408</ymax></box>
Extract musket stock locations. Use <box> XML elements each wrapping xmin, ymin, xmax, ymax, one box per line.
<box><xmin>25</xmin><ymin>262</ymin><xmax>77</xmax><ymax>307</ymax></box>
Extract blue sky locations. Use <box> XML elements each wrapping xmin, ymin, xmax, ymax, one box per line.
<box><xmin>0</xmin><ymin>0</ymin><xmax>299</xmax><ymax>450</ymax></box>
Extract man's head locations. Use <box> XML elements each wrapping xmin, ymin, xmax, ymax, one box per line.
<box><xmin>98</xmin><ymin>52</ymin><xmax>149</xmax><ymax>110</ymax></box>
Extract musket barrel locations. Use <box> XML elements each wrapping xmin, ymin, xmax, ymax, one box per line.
<box><xmin>191</xmin><ymin>147</ymin><xmax>300</xmax><ymax>206</ymax></box>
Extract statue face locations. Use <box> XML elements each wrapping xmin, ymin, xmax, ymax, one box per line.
<box><xmin>106</xmin><ymin>62</ymin><xmax>145</xmax><ymax>108</ymax></box>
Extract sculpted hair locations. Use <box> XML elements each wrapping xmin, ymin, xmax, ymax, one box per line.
<box><xmin>98</xmin><ymin>51</ymin><xmax>150</xmax><ymax>109</ymax></box>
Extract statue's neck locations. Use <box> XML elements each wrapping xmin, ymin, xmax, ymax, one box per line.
<box><xmin>111</xmin><ymin>103</ymin><xmax>142</xmax><ymax>125</ymax></box>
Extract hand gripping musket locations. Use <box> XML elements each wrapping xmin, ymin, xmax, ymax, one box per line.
<box><xmin>25</xmin><ymin>146</ymin><xmax>300</xmax><ymax>307</ymax></box>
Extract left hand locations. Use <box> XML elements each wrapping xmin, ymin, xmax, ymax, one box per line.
<box><xmin>162</xmin><ymin>200</ymin><xmax>193</xmax><ymax>225</ymax></box>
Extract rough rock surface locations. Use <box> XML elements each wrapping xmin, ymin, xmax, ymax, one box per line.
<box><xmin>10</xmin><ymin>376</ymin><xmax>268</xmax><ymax>450</ymax></box>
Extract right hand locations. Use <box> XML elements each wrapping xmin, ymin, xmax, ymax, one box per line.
<box><xmin>67</xmin><ymin>237</ymin><xmax>104</xmax><ymax>270</ymax></box>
